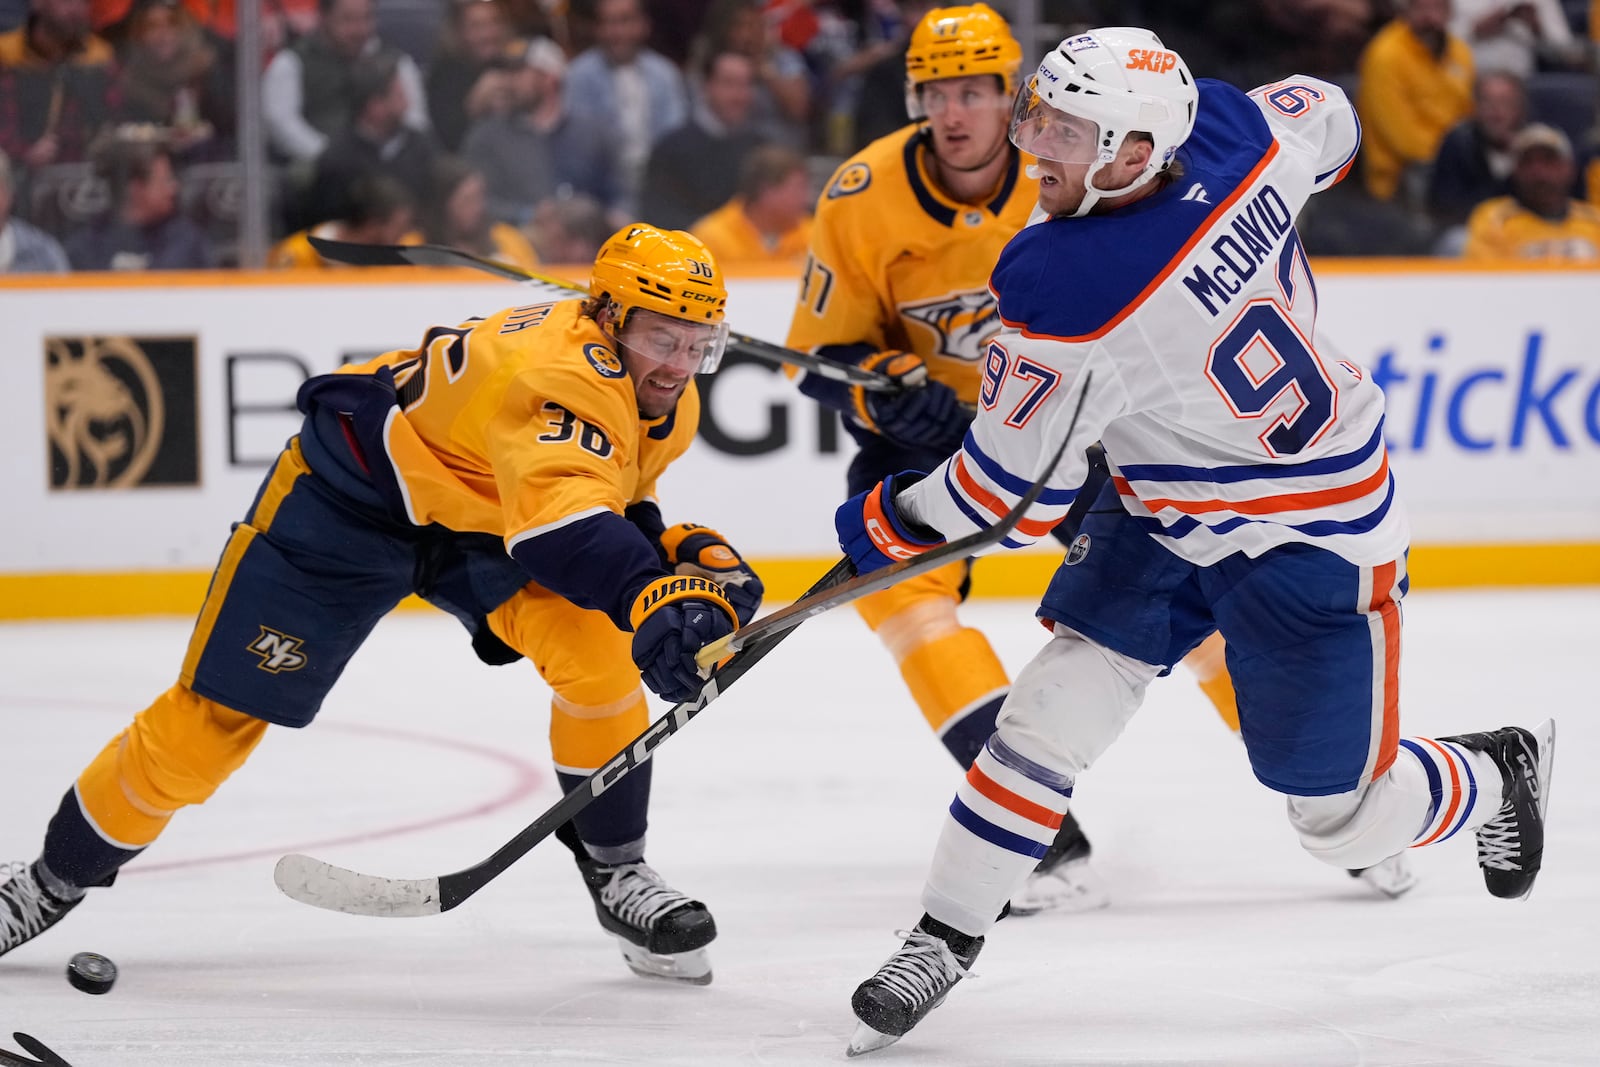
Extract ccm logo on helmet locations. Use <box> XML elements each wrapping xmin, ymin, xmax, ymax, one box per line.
<box><xmin>1126</xmin><ymin>48</ymin><xmax>1177</xmax><ymax>73</ymax></box>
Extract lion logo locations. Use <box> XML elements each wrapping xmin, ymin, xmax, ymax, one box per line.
<box><xmin>898</xmin><ymin>290</ymin><xmax>1001</xmax><ymax>363</ymax></box>
<box><xmin>45</xmin><ymin>336</ymin><xmax>164</xmax><ymax>489</ymax></box>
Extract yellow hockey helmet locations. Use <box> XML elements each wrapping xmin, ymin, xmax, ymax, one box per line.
<box><xmin>904</xmin><ymin>3</ymin><xmax>1023</xmax><ymax>120</ymax></box>
<box><xmin>589</xmin><ymin>223</ymin><xmax>730</xmax><ymax>372</ymax></box>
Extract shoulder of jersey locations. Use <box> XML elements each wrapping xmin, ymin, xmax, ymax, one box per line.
<box><xmin>992</xmin><ymin>83</ymin><xmax>1278</xmax><ymax>341</ymax></box>
<box><xmin>821</xmin><ymin>125</ymin><xmax>919</xmax><ymax>206</ymax></box>
<box><xmin>482</xmin><ymin>299</ymin><xmax>634</xmax><ymax>390</ymax></box>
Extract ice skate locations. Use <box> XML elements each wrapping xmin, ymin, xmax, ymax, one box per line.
<box><xmin>1008</xmin><ymin>810</ymin><xmax>1109</xmax><ymax>915</ymax></box>
<box><xmin>577</xmin><ymin>857</ymin><xmax>717</xmax><ymax>984</ymax></box>
<box><xmin>1439</xmin><ymin>719</ymin><xmax>1556</xmax><ymax>900</ymax></box>
<box><xmin>0</xmin><ymin>861</ymin><xmax>82</xmax><ymax>960</ymax></box>
<box><xmin>1348</xmin><ymin>851</ymin><xmax>1419</xmax><ymax>898</ymax></box>
<box><xmin>847</xmin><ymin>915</ymin><xmax>982</xmax><ymax>1057</ymax></box>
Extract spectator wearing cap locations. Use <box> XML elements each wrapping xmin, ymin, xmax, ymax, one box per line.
<box><xmin>1428</xmin><ymin>69</ymin><xmax>1529</xmax><ymax>227</ymax></box>
<box><xmin>64</xmin><ymin>132</ymin><xmax>214</xmax><ymax>269</ymax></box>
<box><xmin>461</xmin><ymin>37</ymin><xmax>621</xmax><ymax>226</ymax></box>
<box><xmin>1463</xmin><ymin>122</ymin><xmax>1600</xmax><ymax>259</ymax></box>
<box><xmin>690</xmin><ymin>143</ymin><xmax>811</xmax><ymax>263</ymax></box>
<box><xmin>426</xmin><ymin>0</ymin><xmax>530</xmax><ymax>151</ymax></box>
<box><xmin>0</xmin><ymin>0</ymin><xmax>115</xmax><ymax>167</ymax></box>
<box><xmin>0</xmin><ymin>146</ymin><xmax>71</xmax><ymax>271</ymax></box>
<box><xmin>260</xmin><ymin>0</ymin><xmax>428</xmax><ymax>165</ymax></box>
<box><xmin>269</xmin><ymin>172</ymin><xmax>417</xmax><ymax>267</ymax></box>
<box><xmin>300</xmin><ymin>51</ymin><xmax>438</xmax><ymax>228</ymax></box>
<box><xmin>1356</xmin><ymin>0</ymin><xmax>1476</xmax><ymax>204</ymax></box>
<box><xmin>424</xmin><ymin>154</ymin><xmax>539</xmax><ymax>268</ymax></box>
<box><xmin>641</xmin><ymin>48</ymin><xmax>766</xmax><ymax>230</ymax></box>
<box><xmin>562</xmin><ymin>0</ymin><xmax>687</xmax><ymax>209</ymax></box>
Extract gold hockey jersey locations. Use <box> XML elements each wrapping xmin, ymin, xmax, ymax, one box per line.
<box><xmin>336</xmin><ymin>298</ymin><xmax>700</xmax><ymax>546</ymax></box>
<box><xmin>786</xmin><ymin>124</ymin><xmax>1037</xmax><ymax>404</ymax></box>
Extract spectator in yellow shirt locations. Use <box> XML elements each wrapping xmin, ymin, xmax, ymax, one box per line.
<box><xmin>1463</xmin><ymin>123</ymin><xmax>1600</xmax><ymax>262</ymax></box>
<box><xmin>690</xmin><ymin>144</ymin><xmax>813</xmax><ymax>264</ymax></box>
<box><xmin>269</xmin><ymin>173</ymin><xmax>417</xmax><ymax>268</ymax></box>
<box><xmin>1356</xmin><ymin>0</ymin><xmax>1475</xmax><ymax>203</ymax></box>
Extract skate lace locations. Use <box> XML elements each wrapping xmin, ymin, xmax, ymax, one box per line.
<box><xmin>873</xmin><ymin>929</ymin><xmax>976</xmax><ymax>1009</ymax></box>
<box><xmin>0</xmin><ymin>863</ymin><xmax>58</xmax><ymax>947</ymax></box>
<box><xmin>600</xmin><ymin>863</ymin><xmax>691</xmax><ymax>930</ymax></box>
<box><xmin>1477</xmin><ymin>807</ymin><xmax>1521</xmax><ymax>871</ymax></box>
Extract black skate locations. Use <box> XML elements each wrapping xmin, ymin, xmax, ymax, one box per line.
<box><xmin>577</xmin><ymin>857</ymin><xmax>717</xmax><ymax>984</ymax></box>
<box><xmin>1009</xmin><ymin>809</ymin><xmax>1109</xmax><ymax>915</ymax></box>
<box><xmin>847</xmin><ymin>915</ymin><xmax>983</xmax><ymax>1057</ymax></box>
<box><xmin>0</xmin><ymin>862</ymin><xmax>81</xmax><ymax>959</ymax></box>
<box><xmin>1439</xmin><ymin>719</ymin><xmax>1556</xmax><ymax>900</ymax></box>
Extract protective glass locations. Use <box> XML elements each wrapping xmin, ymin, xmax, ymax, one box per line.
<box><xmin>615</xmin><ymin>309</ymin><xmax>730</xmax><ymax>375</ymax></box>
<box><xmin>1008</xmin><ymin>77</ymin><xmax>1102</xmax><ymax>164</ymax></box>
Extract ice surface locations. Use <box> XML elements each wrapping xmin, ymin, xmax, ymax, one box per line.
<box><xmin>2</xmin><ymin>589</ymin><xmax>1596</xmax><ymax>1065</ymax></box>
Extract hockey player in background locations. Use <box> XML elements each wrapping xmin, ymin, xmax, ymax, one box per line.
<box><xmin>833</xmin><ymin>28</ymin><xmax>1556</xmax><ymax>1055</ymax></box>
<box><xmin>785</xmin><ymin>3</ymin><xmax>1364</xmax><ymax>916</ymax></box>
<box><xmin>0</xmin><ymin>224</ymin><xmax>761</xmax><ymax>986</ymax></box>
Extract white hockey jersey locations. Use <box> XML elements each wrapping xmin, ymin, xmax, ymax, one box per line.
<box><xmin>899</xmin><ymin>77</ymin><xmax>1410</xmax><ymax>568</ymax></box>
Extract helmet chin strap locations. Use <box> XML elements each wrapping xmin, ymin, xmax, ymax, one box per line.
<box><xmin>1068</xmin><ymin>159</ymin><xmax>1163</xmax><ymax>219</ymax></box>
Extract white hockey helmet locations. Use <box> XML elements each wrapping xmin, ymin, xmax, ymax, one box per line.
<box><xmin>1010</xmin><ymin>27</ymin><xmax>1198</xmax><ymax>216</ymax></box>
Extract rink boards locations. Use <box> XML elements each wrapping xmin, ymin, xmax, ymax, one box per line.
<box><xmin>2</xmin><ymin>261</ymin><xmax>1597</xmax><ymax>618</ymax></box>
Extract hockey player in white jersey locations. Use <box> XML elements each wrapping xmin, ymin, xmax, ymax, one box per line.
<box><xmin>832</xmin><ymin>27</ymin><xmax>1557</xmax><ymax>1056</ymax></box>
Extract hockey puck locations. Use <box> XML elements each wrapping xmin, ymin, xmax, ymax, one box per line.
<box><xmin>66</xmin><ymin>952</ymin><xmax>117</xmax><ymax>995</ymax></box>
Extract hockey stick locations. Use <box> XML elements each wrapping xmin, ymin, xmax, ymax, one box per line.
<box><xmin>273</xmin><ymin>557</ymin><xmax>855</xmax><ymax>918</ymax></box>
<box><xmin>693</xmin><ymin>373</ymin><xmax>1098</xmax><ymax>670</ymax></box>
<box><xmin>305</xmin><ymin>236</ymin><xmax>901</xmax><ymax>393</ymax></box>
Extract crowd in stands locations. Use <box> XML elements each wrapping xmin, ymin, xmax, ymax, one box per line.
<box><xmin>1</xmin><ymin>0</ymin><xmax>1599</xmax><ymax>274</ymax></box>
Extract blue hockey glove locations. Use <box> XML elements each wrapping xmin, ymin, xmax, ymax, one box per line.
<box><xmin>630</xmin><ymin>575</ymin><xmax>739</xmax><ymax>703</ymax></box>
<box><xmin>852</xmin><ymin>352</ymin><xmax>966</xmax><ymax>450</ymax></box>
<box><xmin>659</xmin><ymin>523</ymin><xmax>765</xmax><ymax>626</ymax></box>
<box><xmin>836</xmin><ymin>471</ymin><xmax>945</xmax><ymax>575</ymax></box>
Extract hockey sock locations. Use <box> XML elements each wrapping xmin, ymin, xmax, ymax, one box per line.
<box><xmin>893</xmin><ymin>627</ymin><xmax>1009</xmax><ymax>767</ymax></box>
<box><xmin>922</xmin><ymin>735</ymin><xmax>1074</xmax><ymax>935</ymax></box>
<box><xmin>40</xmin><ymin>787</ymin><xmax>142</xmax><ymax>890</ymax></box>
<box><xmin>556</xmin><ymin>763</ymin><xmax>651</xmax><ymax>864</ymax></box>
<box><xmin>1183</xmin><ymin>633</ymin><xmax>1239</xmax><ymax>731</ymax></box>
<box><xmin>54</xmin><ymin>685</ymin><xmax>266</xmax><ymax>887</ymax></box>
<box><xmin>1399</xmin><ymin>737</ymin><xmax>1507</xmax><ymax>846</ymax></box>
<box><xmin>550</xmin><ymin>689</ymin><xmax>652</xmax><ymax>862</ymax></box>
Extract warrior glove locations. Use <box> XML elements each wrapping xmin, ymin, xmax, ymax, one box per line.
<box><xmin>852</xmin><ymin>352</ymin><xmax>966</xmax><ymax>451</ymax></box>
<box><xmin>630</xmin><ymin>575</ymin><xmax>739</xmax><ymax>703</ymax></box>
<box><xmin>660</xmin><ymin>523</ymin><xmax>765</xmax><ymax>626</ymax></box>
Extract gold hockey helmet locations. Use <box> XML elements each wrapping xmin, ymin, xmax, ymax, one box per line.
<box><xmin>904</xmin><ymin>3</ymin><xmax>1023</xmax><ymax>119</ymax></box>
<box><xmin>589</xmin><ymin>223</ymin><xmax>730</xmax><ymax>373</ymax></box>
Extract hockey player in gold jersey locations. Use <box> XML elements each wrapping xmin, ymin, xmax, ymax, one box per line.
<box><xmin>0</xmin><ymin>224</ymin><xmax>761</xmax><ymax>985</ymax></box>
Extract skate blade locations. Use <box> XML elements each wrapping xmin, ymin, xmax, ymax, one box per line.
<box><xmin>1518</xmin><ymin>718</ymin><xmax>1557</xmax><ymax>902</ymax></box>
<box><xmin>616</xmin><ymin>939</ymin><xmax>713</xmax><ymax>985</ymax></box>
<box><xmin>1008</xmin><ymin>858</ymin><xmax>1111</xmax><ymax>916</ymax></box>
<box><xmin>846</xmin><ymin>1021</ymin><xmax>901</xmax><ymax>1057</ymax></box>
<box><xmin>1352</xmin><ymin>852</ymin><xmax>1419</xmax><ymax>899</ymax></box>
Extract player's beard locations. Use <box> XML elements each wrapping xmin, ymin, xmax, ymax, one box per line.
<box><xmin>633</xmin><ymin>370</ymin><xmax>689</xmax><ymax>418</ymax></box>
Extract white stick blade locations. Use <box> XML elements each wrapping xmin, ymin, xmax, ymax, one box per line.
<box><xmin>273</xmin><ymin>853</ymin><xmax>443</xmax><ymax>917</ymax></box>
